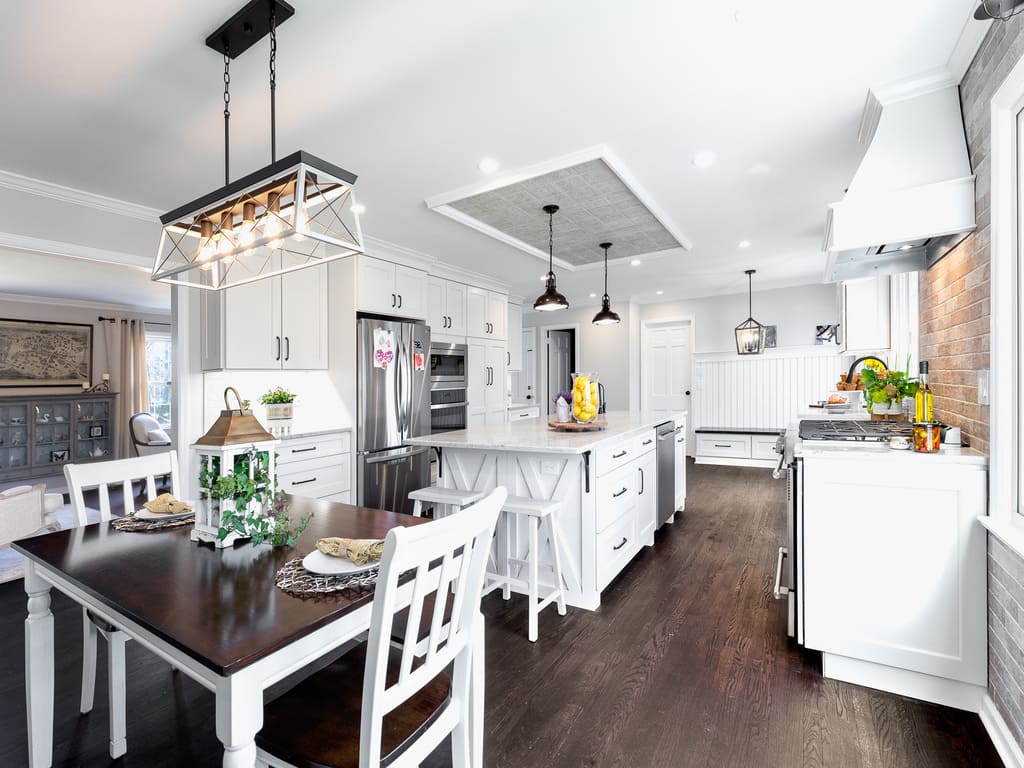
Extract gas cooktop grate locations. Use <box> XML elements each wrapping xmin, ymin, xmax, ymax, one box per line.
<box><xmin>798</xmin><ymin>420</ymin><xmax>914</xmax><ymax>441</ymax></box>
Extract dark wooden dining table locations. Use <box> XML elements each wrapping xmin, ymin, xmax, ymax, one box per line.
<box><xmin>14</xmin><ymin>495</ymin><xmax>428</xmax><ymax>768</ymax></box>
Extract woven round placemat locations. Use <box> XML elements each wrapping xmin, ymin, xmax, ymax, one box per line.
<box><xmin>275</xmin><ymin>557</ymin><xmax>379</xmax><ymax>597</ymax></box>
<box><xmin>111</xmin><ymin>515</ymin><xmax>195</xmax><ymax>533</ymax></box>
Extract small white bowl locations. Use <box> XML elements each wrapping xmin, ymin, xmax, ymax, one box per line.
<box><xmin>889</xmin><ymin>435</ymin><xmax>912</xmax><ymax>450</ymax></box>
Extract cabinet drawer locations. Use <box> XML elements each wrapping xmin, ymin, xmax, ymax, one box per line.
<box><xmin>595</xmin><ymin>438</ymin><xmax>636</xmax><ymax>477</ymax></box>
<box><xmin>508</xmin><ymin>406</ymin><xmax>540</xmax><ymax>420</ymax></box>
<box><xmin>634</xmin><ymin>431</ymin><xmax>657</xmax><ymax>456</ymax></box>
<box><xmin>696</xmin><ymin>434</ymin><xmax>751</xmax><ymax>458</ymax></box>
<box><xmin>278</xmin><ymin>432</ymin><xmax>351</xmax><ymax>466</ymax></box>
<box><xmin>595</xmin><ymin>463</ymin><xmax>636</xmax><ymax>533</ymax></box>
<box><xmin>751</xmin><ymin>435</ymin><xmax>780</xmax><ymax>460</ymax></box>
<box><xmin>596</xmin><ymin>512</ymin><xmax>638</xmax><ymax>591</ymax></box>
<box><xmin>278</xmin><ymin>453</ymin><xmax>351</xmax><ymax>498</ymax></box>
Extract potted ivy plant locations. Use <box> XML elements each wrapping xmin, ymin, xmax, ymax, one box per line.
<box><xmin>860</xmin><ymin>360</ymin><xmax>919</xmax><ymax>420</ymax></box>
<box><xmin>260</xmin><ymin>387</ymin><xmax>297</xmax><ymax>421</ymax></box>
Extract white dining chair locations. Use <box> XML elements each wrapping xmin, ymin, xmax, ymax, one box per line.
<box><xmin>63</xmin><ymin>451</ymin><xmax>182</xmax><ymax>760</ymax></box>
<box><xmin>255</xmin><ymin>486</ymin><xmax>506</xmax><ymax>768</ymax></box>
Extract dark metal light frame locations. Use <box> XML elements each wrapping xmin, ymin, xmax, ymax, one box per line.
<box><xmin>534</xmin><ymin>204</ymin><xmax>569</xmax><ymax>312</ymax></box>
<box><xmin>735</xmin><ymin>269</ymin><xmax>766</xmax><ymax>355</ymax></box>
<box><xmin>592</xmin><ymin>242</ymin><xmax>621</xmax><ymax>325</ymax></box>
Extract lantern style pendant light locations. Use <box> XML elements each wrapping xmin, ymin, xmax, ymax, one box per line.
<box><xmin>735</xmin><ymin>269</ymin><xmax>766</xmax><ymax>355</ymax></box>
<box><xmin>974</xmin><ymin>0</ymin><xmax>1024</xmax><ymax>20</ymax></box>
<box><xmin>152</xmin><ymin>0</ymin><xmax>364</xmax><ymax>291</ymax></box>
<box><xmin>534</xmin><ymin>204</ymin><xmax>570</xmax><ymax>311</ymax></box>
<box><xmin>592</xmin><ymin>242</ymin><xmax>621</xmax><ymax>325</ymax></box>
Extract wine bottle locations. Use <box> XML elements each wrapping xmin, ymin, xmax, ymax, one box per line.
<box><xmin>915</xmin><ymin>361</ymin><xmax>934</xmax><ymax>423</ymax></box>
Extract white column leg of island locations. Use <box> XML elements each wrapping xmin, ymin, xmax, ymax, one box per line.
<box><xmin>24</xmin><ymin>561</ymin><xmax>54</xmax><ymax>768</ymax></box>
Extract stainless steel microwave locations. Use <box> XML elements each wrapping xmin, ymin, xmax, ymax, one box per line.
<box><xmin>429</xmin><ymin>342</ymin><xmax>467</xmax><ymax>383</ymax></box>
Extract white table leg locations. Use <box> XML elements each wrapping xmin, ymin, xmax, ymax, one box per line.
<box><xmin>107</xmin><ymin>630</ymin><xmax>128</xmax><ymax>758</ymax></box>
<box><xmin>216</xmin><ymin>673</ymin><xmax>263</xmax><ymax>768</ymax></box>
<box><xmin>80</xmin><ymin>610</ymin><xmax>96</xmax><ymax>713</ymax></box>
<box><xmin>24</xmin><ymin>561</ymin><xmax>54</xmax><ymax>768</ymax></box>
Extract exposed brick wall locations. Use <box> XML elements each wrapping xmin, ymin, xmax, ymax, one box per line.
<box><xmin>935</xmin><ymin>14</ymin><xmax>1024</xmax><ymax>750</ymax></box>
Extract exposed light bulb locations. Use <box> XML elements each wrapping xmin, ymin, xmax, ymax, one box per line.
<box><xmin>293</xmin><ymin>207</ymin><xmax>307</xmax><ymax>243</ymax></box>
<box><xmin>738</xmin><ymin>240</ymin><xmax>751</xmax><ymax>249</ymax></box>
<box><xmin>239</xmin><ymin>202</ymin><xmax>257</xmax><ymax>246</ymax></box>
<box><xmin>197</xmin><ymin>219</ymin><xmax>215</xmax><ymax>263</ymax></box>
<box><xmin>351</xmin><ymin>202</ymin><xmax>366</xmax><ymax>215</ymax></box>
<box><xmin>630</xmin><ymin>259</ymin><xmax>641</xmax><ymax>267</ymax></box>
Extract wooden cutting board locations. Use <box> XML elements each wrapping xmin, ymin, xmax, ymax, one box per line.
<box><xmin>548</xmin><ymin>420</ymin><xmax>608</xmax><ymax>432</ymax></box>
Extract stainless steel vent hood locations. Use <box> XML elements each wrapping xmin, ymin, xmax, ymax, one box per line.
<box><xmin>823</xmin><ymin>83</ymin><xmax>975</xmax><ymax>282</ymax></box>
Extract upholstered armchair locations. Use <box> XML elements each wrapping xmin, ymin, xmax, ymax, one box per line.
<box><xmin>129</xmin><ymin>412</ymin><xmax>172</xmax><ymax>457</ymax></box>
<box><xmin>0</xmin><ymin>484</ymin><xmax>62</xmax><ymax>547</ymax></box>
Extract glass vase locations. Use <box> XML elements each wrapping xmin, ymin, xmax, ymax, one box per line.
<box><xmin>571</xmin><ymin>372</ymin><xmax>600</xmax><ymax>423</ymax></box>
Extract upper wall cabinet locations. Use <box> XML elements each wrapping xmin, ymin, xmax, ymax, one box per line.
<box><xmin>467</xmin><ymin>287</ymin><xmax>507</xmax><ymax>340</ymax></box>
<box><xmin>840</xmin><ymin>275</ymin><xmax>891</xmax><ymax>354</ymax></box>
<box><xmin>357</xmin><ymin>256</ymin><xmax>428</xmax><ymax>320</ymax></box>
<box><xmin>201</xmin><ymin>264</ymin><xmax>329</xmax><ymax>371</ymax></box>
<box><xmin>426</xmin><ymin>276</ymin><xmax>468</xmax><ymax>337</ymax></box>
<box><xmin>507</xmin><ymin>301</ymin><xmax>523</xmax><ymax>370</ymax></box>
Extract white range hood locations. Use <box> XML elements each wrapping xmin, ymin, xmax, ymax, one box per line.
<box><xmin>823</xmin><ymin>83</ymin><xmax>975</xmax><ymax>282</ymax></box>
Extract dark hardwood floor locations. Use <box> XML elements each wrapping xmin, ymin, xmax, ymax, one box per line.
<box><xmin>0</xmin><ymin>464</ymin><xmax>1002</xmax><ymax>767</ymax></box>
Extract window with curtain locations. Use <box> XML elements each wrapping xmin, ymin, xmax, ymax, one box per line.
<box><xmin>145</xmin><ymin>324</ymin><xmax>172</xmax><ymax>428</ymax></box>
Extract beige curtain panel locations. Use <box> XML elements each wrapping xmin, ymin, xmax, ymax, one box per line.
<box><xmin>116</xmin><ymin>319</ymin><xmax>149</xmax><ymax>459</ymax></box>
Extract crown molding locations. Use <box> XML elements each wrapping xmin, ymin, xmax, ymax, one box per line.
<box><xmin>428</xmin><ymin>259</ymin><xmax>510</xmax><ymax>294</ymax></box>
<box><xmin>0</xmin><ymin>230</ymin><xmax>151</xmax><ymax>270</ymax></box>
<box><xmin>948</xmin><ymin>7</ymin><xmax>992</xmax><ymax>84</ymax></box>
<box><xmin>0</xmin><ymin>168</ymin><xmax>160</xmax><ymax>222</ymax></box>
<box><xmin>0</xmin><ymin>289</ymin><xmax>170</xmax><ymax>317</ymax></box>
<box><xmin>362</xmin><ymin>234</ymin><xmax>437</xmax><ymax>271</ymax></box>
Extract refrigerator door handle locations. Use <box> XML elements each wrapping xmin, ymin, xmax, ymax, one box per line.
<box><xmin>364</xmin><ymin>446</ymin><xmax>430</xmax><ymax>464</ymax></box>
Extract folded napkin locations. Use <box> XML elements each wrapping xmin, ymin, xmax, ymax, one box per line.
<box><xmin>316</xmin><ymin>537</ymin><xmax>384</xmax><ymax>565</ymax></box>
<box><xmin>142</xmin><ymin>493</ymin><xmax>193</xmax><ymax>515</ymax></box>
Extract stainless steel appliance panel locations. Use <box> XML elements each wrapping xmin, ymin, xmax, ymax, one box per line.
<box><xmin>357</xmin><ymin>318</ymin><xmax>404</xmax><ymax>453</ymax></box>
<box><xmin>406</xmin><ymin>323</ymin><xmax>432</xmax><ymax>439</ymax></box>
<box><xmin>429</xmin><ymin>342</ymin><xmax>467</xmax><ymax>382</ymax></box>
<box><xmin>358</xmin><ymin>446</ymin><xmax>430</xmax><ymax>517</ymax></box>
<box><xmin>656</xmin><ymin>421</ymin><xmax>676</xmax><ymax>528</ymax></box>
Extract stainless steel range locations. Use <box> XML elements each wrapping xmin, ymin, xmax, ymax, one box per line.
<box><xmin>798</xmin><ymin>419</ymin><xmax>913</xmax><ymax>442</ymax></box>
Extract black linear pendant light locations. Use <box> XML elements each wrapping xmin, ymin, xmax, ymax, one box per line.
<box><xmin>592</xmin><ymin>242</ymin><xmax>621</xmax><ymax>325</ymax></box>
<box><xmin>534</xmin><ymin>204</ymin><xmax>569</xmax><ymax>311</ymax></box>
<box><xmin>735</xmin><ymin>269</ymin><xmax>766</xmax><ymax>355</ymax></box>
<box><xmin>975</xmin><ymin>0</ymin><xmax>1024</xmax><ymax>20</ymax></box>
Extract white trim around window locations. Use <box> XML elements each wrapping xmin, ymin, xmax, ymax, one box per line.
<box><xmin>980</xmin><ymin>49</ymin><xmax>1024</xmax><ymax>557</ymax></box>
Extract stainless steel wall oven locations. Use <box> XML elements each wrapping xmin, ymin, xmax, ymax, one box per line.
<box><xmin>429</xmin><ymin>343</ymin><xmax>467</xmax><ymax>434</ymax></box>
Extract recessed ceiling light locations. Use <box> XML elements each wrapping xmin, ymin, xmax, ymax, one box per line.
<box><xmin>898</xmin><ymin>244</ymin><xmax>914</xmax><ymax>251</ymax></box>
<box><xmin>692</xmin><ymin>150</ymin><xmax>717</xmax><ymax>169</ymax></box>
<box><xmin>630</xmin><ymin>259</ymin><xmax>641</xmax><ymax>267</ymax></box>
<box><xmin>738</xmin><ymin>240</ymin><xmax>751</xmax><ymax>249</ymax></box>
<box><xmin>733</xmin><ymin>10</ymin><xmax>744</xmax><ymax>23</ymax></box>
<box><xmin>656</xmin><ymin>290</ymin><xmax>664</xmax><ymax>295</ymax></box>
<box><xmin>351</xmin><ymin>203</ymin><xmax>366</xmax><ymax>215</ymax></box>
<box><xmin>589</xmin><ymin>292</ymin><xmax>597</xmax><ymax>298</ymax></box>
<box><xmin>478</xmin><ymin>157</ymin><xmax>500</xmax><ymax>174</ymax></box>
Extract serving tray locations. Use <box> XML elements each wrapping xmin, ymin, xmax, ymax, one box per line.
<box><xmin>548</xmin><ymin>419</ymin><xmax>608</xmax><ymax>432</ymax></box>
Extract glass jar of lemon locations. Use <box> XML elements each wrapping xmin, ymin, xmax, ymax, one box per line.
<box><xmin>571</xmin><ymin>372</ymin><xmax>600</xmax><ymax>423</ymax></box>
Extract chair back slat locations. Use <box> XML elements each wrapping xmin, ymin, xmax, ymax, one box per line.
<box><xmin>360</xmin><ymin>487</ymin><xmax>504</xmax><ymax>766</ymax></box>
<box><xmin>64</xmin><ymin>451</ymin><xmax>181</xmax><ymax>524</ymax></box>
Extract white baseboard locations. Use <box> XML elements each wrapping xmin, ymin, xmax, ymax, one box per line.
<box><xmin>981</xmin><ymin>695</ymin><xmax>1024</xmax><ymax>768</ymax></box>
<box><xmin>694</xmin><ymin>456</ymin><xmax>776</xmax><ymax>469</ymax></box>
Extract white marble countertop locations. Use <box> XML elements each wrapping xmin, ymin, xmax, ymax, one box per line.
<box><xmin>794</xmin><ymin>436</ymin><xmax>988</xmax><ymax>466</ymax></box>
<box><xmin>406</xmin><ymin>410</ymin><xmax>687</xmax><ymax>454</ymax></box>
<box><xmin>280</xmin><ymin>427</ymin><xmax>352</xmax><ymax>440</ymax></box>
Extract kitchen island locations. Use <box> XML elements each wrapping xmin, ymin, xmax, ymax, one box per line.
<box><xmin>406</xmin><ymin>410</ymin><xmax>686</xmax><ymax>609</ymax></box>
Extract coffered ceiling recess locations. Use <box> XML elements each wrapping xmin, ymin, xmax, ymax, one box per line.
<box><xmin>426</xmin><ymin>149</ymin><xmax>690</xmax><ymax>270</ymax></box>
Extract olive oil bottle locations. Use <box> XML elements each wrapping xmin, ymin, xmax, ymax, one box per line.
<box><xmin>915</xmin><ymin>361</ymin><xmax>934</xmax><ymax>422</ymax></box>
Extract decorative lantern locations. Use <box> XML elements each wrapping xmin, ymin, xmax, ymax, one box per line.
<box><xmin>191</xmin><ymin>387</ymin><xmax>279</xmax><ymax>547</ymax></box>
<box><xmin>735</xmin><ymin>269</ymin><xmax>766</xmax><ymax>355</ymax></box>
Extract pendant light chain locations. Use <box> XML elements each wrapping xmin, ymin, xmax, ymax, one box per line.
<box><xmin>222</xmin><ymin>51</ymin><xmax>231</xmax><ymax>185</ymax></box>
<box><xmin>748</xmin><ymin>271</ymin><xmax>753</xmax><ymax>317</ymax></box>
<box><xmin>548</xmin><ymin>209</ymin><xmax>555</xmax><ymax>274</ymax></box>
<box><xmin>603</xmin><ymin>244</ymin><xmax>610</xmax><ymax>299</ymax></box>
<box><xmin>269</xmin><ymin>6</ymin><xmax>277</xmax><ymax>163</ymax></box>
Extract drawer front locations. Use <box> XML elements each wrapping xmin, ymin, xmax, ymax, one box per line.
<box><xmin>278</xmin><ymin>453</ymin><xmax>351</xmax><ymax>498</ymax></box>
<box><xmin>595</xmin><ymin>438</ymin><xmax>636</xmax><ymax>477</ymax></box>
<box><xmin>277</xmin><ymin>432</ymin><xmax>351</xmax><ymax>466</ymax></box>
<box><xmin>596</xmin><ymin>511</ymin><xmax>638</xmax><ymax>591</ymax></box>
<box><xmin>696</xmin><ymin>434</ymin><xmax>751</xmax><ymax>458</ymax></box>
<box><xmin>595</xmin><ymin>463</ymin><xmax>637</xmax><ymax>533</ymax></box>
<box><xmin>751</xmin><ymin>435</ymin><xmax>780</xmax><ymax>460</ymax></box>
<box><xmin>508</xmin><ymin>406</ymin><xmax>540</xmax><ymax>420</ymax></box>
<box><xmin>634</xmin><ymin>430</ymin><xmax>657</xmax><ymax>457</ymax></box>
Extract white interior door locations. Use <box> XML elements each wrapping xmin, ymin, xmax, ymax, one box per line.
<box><xmin>547</xmin><ymin>330</ymin><xmax>573</xmax><ymax>414</ymax></box>
<box><xmin>519</xmin><ymin>328</ymin><xmax>537</xmax><ymax>406</ymax></box>
<box><xmin>643</xmin><ymin>321</ymin><xmax>692</xmax><ymax>446</ymax></box>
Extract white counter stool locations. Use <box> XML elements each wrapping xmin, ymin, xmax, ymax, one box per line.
<box><xmin>486</xmin><ymin>496</ymin><xmax>567</xmax><ymax>642</ymax></box>
<box><xmin>409</xmin><ymin>486</ymin><xmax>485</xmax><ymax>520</ymax></box>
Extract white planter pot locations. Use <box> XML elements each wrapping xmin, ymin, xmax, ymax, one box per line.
<box><xmin>265</xmin><ymin>403</ymin><xmax>294</xmax><ymax>420</ymax></box>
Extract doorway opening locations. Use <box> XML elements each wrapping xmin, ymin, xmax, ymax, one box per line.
<box><xmin>544</xmin><ymin>327</ymin><xmax>577</xmax><ymax>415</ymax></box>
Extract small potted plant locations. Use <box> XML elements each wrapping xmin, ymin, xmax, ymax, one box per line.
<box><xmin>552</xmin><ymin>390</ymin><xmax>572</xmax><ymax>423</ymax></box>
<box><xmin>860</xmin><ymin>360</ymin><xmax>919</xmax><ymax>420</ymax></box>
<box><xmin>260</xmin><ymin>387</ymin><xmax>297</xmax><ymax>421</ymax></box>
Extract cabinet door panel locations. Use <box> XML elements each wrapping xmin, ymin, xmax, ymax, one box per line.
<box><xmin>394</xmin><ymin>265</ymin><xmax>427</xmax><ymax>320</ymax></box>
<box><xmin>637</xmin><ymin>452</ymin><xmax>657</xmax><ymax>541</ymax></box>
<box><xmin>225</xmin><ymin>276</ymin><xmax>281</xmax><ymax>369</ymax></box>
<box><xmin>357</xmin><ymin>257</ymin><xmax>397</xmax><ymax>315</ymax></box>
<box><xmin>426</xmin><ymin>276</ymin><xmax>446</xmax><ymax>335</ymax></box>
<box><xmin>674</xmin><ymin>433</ymin><xmax>686</xmax><ymax>511</ymax></box>
<box><xmin>445</xmin><ymin>281</ymin><xmax>468</xmax><ymax>336</ymax></box>
<box><xmin>281</xmin><ymin>264</ymin><xmax>328</xmax><ymax>369</ymax></box>
<box><xmin>467</xmin><ymin>341</ymin><xmax>487</xmax><ymax>416</ymax></box>
<box><xmin>466</xmin><ymin>287</ymin><xmax>488</xmax><ymax>338</ymax></box>
<box><xmin>487</xmin><ymin>292</ymin><xmax>507</xmax><ymax>340</ymax></box>
<box><xmin>485</xmin><ymin>342</ymin><xmax>506</xmax><ymax>411</ymax></box>
<box><xmin>507</xmin><ymin>302</ymin><xmax>522</xmax><ymax>370</ymax></box>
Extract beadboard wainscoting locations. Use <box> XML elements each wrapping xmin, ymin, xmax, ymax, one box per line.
<box><xmin>692</xmin><ymin>348</ymin><xmax>854</xmax><ymax>431</ymax></box>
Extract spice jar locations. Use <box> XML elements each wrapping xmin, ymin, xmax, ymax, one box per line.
<box><xmin>913</xmin><ymin>422</ymin><xmax>941</xmax><ymax>453</ymax></box>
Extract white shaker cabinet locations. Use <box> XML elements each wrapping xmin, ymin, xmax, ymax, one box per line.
<box><xmin>426</xmin><ymin>276</ymin><xmax>468</xmax><ymax>336</ymax></box>
<box><xmin>637</xmin><ymin>449</ymin><xmax>657</xmax><ymax>543</ymax></box>
<box><xmin>357</xmin><ymin>256</ymin><xmax>427</xmax><ymax>320</ymax></box>
<box><xmin>467</xmin><ymin>287</ymin><xmax>507</xmax><ymax>340</ymax></box>
<box><xmin>507</xmin><ymin>301</ymin><xmax>523</xmax><ymax>370</ymax></box>
<box><xmin>468</xmin><ymin>339</ymin><xmax>507</xmax><ymax>426</ymax></box>
<box><xmin>839</xmin><ymin>275</ymin><xmax>890</xmax><ymax>353</ymax></box>
<box><xmin>204</xmin><ymin>263</ymin><xmax>328</xmax><ymax>370</ymax></box>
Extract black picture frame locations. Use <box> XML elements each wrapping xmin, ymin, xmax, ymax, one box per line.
<box><xmin>0</xmin><ymin>319</ymin><xmax>93</xmax><ymax>387</ymax></box>
<box><xmin>89</xmin><ymin>425</ymin><xmax>104</xmax><ymax>438</ymax></box>
<box><xmin>50</xmin><ymin>449</ymin><xmax>69</xmax><ymax>463</ymax></box>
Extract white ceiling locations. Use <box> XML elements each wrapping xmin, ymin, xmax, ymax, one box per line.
<box><xmin>0</xmin><ymin>1</ymin><xmax>984</xmax><ymax>308</ymax></box>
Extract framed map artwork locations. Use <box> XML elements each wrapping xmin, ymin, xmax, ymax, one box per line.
<box><xmin>0</xmin><ymin>319</ymin><xmax>93</xmax><ymax>387</ymax></box>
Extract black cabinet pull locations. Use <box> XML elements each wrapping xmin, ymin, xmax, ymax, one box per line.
<box><xmin>275</xmin><ymin>336</ymin><xmax>281</xmax><ymax>361</ymax></box>
<box><xmin>291</xmin><ymin>446</ymin><xmax>317</xmax><ymax>454</ymax></box>
<box><xmin>291</xmin><ymin>477</ymin><xmax>317</xmax><ymax>485</ymax></box>
<box><xmin>612</xmin><ymin>450</ymin><xmax>627</xmax><ymax>459</ymax></box>
<box><xmin>391</xmin><ymin>293</ymin><xmax>396</xmax><ymax>307</ymax></box>
<box><xmin>642</xmin><ymin>439</ymin><xmax>653</xmax><ymax>446</ymax></box>
<box><xmin>507</xmin><ymin>351</ymin><xmax>510</xmax><ymax>366</ymax></box>
<box><xmin>284</xmin><ymin>337</ymin><xmax>290</xmax><ymax>361</ymax></box>
<box><xmin>398</xmin><ymin>294</ymin><xmax>403</xmax><ymax>309</ymax></box>
<box><xmin>714</xmin><ymin>444</ymin><xmax>731</xmax><ymax>448</ymax></box>
<box><xmin>613</xmin><ymin>487</ymin><xmax>628</xmax><ymax>498</ymax></box>
<box><xmin>639</xmin><ymin>468</ymin><xmax>644</xmax><ymax>494</ymax></box>
<box><xmin>613</xmin><ymin>537</ymin><xmax>628</xmax><ymax>551</ymax></box>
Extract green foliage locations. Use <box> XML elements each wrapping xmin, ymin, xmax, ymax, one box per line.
<box><xmin>199</xmin><ymin>446</ymin><xmax>312</xmax><ymax>546</ymax></box>
<box><xmin>259</xmin><ymin>387</ymin><xmax>297</xmax><ymax>405</ymax></box>
<box><xmin>859</xmin><ymin>357</ymin><xmax>919</xmax><ymax>409</ymax></box>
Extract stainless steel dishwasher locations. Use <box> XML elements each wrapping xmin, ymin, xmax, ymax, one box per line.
<box><xmin>656</xmin><ymin>421</ymin><xmax>676</xmax><ymax>529</ymax></box>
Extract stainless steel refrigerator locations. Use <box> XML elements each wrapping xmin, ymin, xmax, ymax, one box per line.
<box><xmin>356</xmin><ymin>317</ymin><xmax>431</xmax><ymax>515</ymax></box>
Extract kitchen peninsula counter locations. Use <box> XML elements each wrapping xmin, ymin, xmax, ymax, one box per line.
<box><xmin>406</xmin><ymin>410</ymin><xmax>687</xmax><ymax>610</ymax></box>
